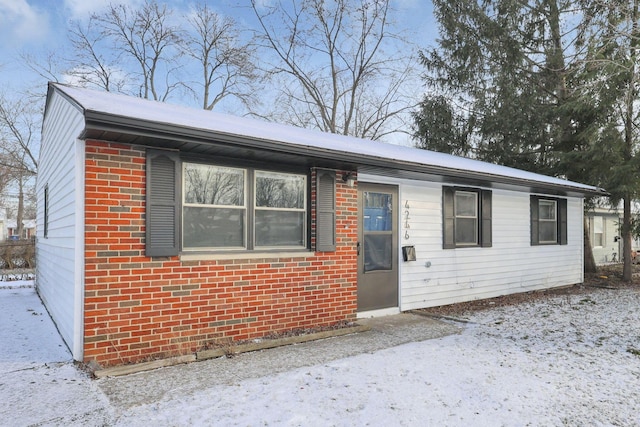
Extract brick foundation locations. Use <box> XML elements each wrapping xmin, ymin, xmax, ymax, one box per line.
<box><xmin>83</xmin><ymin>141</ymin><xmax>358</xmax><ymax>367</ymax></box>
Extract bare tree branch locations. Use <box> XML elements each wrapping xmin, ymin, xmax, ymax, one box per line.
<box><xmin>250</xmin><ymin>0</ymin><xmax>418</xmax><ymax>141</ymax></box>
<box><xmin>94</xmin><ymin>0</ymin><xmax>183</xmax><ymax>101</ymax></box>
<box><xmin>182</xmin><ymin>4</ymin><xmax>259</xmax><ymax>110</ymax></box>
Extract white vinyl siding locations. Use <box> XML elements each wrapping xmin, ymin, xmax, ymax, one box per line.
<box><xmin>590</xmin><ymin>212</ymin><xmax>621</xmax><ymax>264</ymax></box>
<box><xmin>359</xmin><ymin>174</ymin><xmax>584</xmax><ymax>311</ymax></box>
<box><xmin>37</xmin><ymin>90</ymin><xmax>85</xmax><ymax>360</ymax></box>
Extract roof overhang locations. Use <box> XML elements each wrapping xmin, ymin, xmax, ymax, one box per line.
<box><xmin>49</xmin><ymin>82</ymin><xmax>608</xmax><ymax>199</ymax></box>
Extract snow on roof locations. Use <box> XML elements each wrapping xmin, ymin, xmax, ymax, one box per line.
<box><xmin>50</xmin><ymin>82</ymin><xmax>603</xmax><ymax>194</ymax></box>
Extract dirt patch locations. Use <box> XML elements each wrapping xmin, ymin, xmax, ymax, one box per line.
<box><xmin>259</xmin><ymin>320</ymin><xmax>360</xmax><ymax>340</ymax></box>
<box><xmin>416</xmin><ymin>264</ymin><xmax>640</xmax><ymax>318</ymax></box>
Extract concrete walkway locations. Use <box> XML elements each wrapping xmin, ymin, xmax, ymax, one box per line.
<box><xmin>1</xmin><ymin>285</ymin><xmax>460</xmax><ymax>425</ymax></box>
<box><xmin>97</xmin><ymin>313</ymin><xmax>461</xmax><ymax>409</ymax></box>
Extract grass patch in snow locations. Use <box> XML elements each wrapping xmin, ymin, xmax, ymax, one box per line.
<box><xmin>627</xmin><ymin>347</ymin><xmax>640</xmax><ymax>357</ymax></box>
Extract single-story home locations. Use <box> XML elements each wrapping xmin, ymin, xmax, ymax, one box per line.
<box><xmin>0</xmin><ymin>210</ymin><xmax>5</xmax><ymax>241</ymax></box>
<box><xmin>586</xmin><ymin>206</ymin><xmax>621</xmax><ymax>264</ymax></box>
<box><xmin>6</xmin><ymin>219</ymin><xmax>37</xmax><ymax>240</ymax></box>
<box><xmin>37</xmin><ymin>82</ymin><xmax>606</xmax><ymax>367</ymax></box>
<box><xmin>586</xmin><ymin>204</ymin><xmax>640</xmax><ymax>264</ymax></box>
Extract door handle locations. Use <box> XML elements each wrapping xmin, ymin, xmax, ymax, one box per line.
<box><xmin>357</xmin><ymin>241</ymin><xmax>360</xmax><ymax>255</ymax></box>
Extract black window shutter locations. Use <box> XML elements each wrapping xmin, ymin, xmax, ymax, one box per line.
<box><xmin>443</xmin><ymin>186</ymin><xmax>455</xmax><ymax>249</ymax></box>
<box><xmin>530</xmin><ymin>196</ymin><xmax>539</xmax><ymax>246</ymax></box>
<box><xmin>44</xmin><ymin>185</ymin><xmax>49</xmax><ymax>238</ymax></box>
<box><xmin>316</xmin><ymin>170</ymin><xmax>336</xmax><ymax>252</ymax></box>
<box><xmin>146</xmin><ymin>149</ymin><xmax>180</xmax><ymax>257</ymax></box>
<box><xmin>559</xmin><ymin>198</ymin><xmax>568</xmax><ymax>245</ymax></box>
<box><xmin>480</xmin><ymin>190</ymin><xmax>492</xmax><ymax>247</ymax></box>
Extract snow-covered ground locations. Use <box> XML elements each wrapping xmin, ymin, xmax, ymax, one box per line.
<box><xmin>1</xmin><ymin>282</ymin><xmax>639</xmax><ymax>426</ymax></box>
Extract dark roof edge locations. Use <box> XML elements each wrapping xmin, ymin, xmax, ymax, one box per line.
<box><xmin>46</xmin><ymin>83</ymin><xmax>85</xmax><ymax>117</ymax></box>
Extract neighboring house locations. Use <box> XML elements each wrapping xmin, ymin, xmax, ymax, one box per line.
<box><xmin>6</xmin><ymin>219</ymin><xmax>36</xmax><ymax>240</ymax></box>
<box><xmin>37</xmin><ymin>83</ymin><xmax>606</xmax><ymax>368</ymax></box>
<box><xmin>0</xmin><ymin>210</ymin><xmax>5</xmax><ymax>241</ymax></box>
<box><xmin>586</xmin><ymin>204</ymin><xmax>640</xmax><ymax>264</ymax></box>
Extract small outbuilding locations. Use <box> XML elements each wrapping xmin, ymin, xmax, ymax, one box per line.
<box><xmin>37</xmin><ymin>83</ymin><xmax>605</xmax><ymax>367</ymax></box>
<box><xmin>586</xmin><ymin>206</ymin><xmax>622</xmax><ymax>264</ymax></box>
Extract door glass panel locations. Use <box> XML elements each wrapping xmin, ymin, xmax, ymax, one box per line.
<box><xmin>363</xmin><ymin>192</ymin><xmax>392</xmax><ymax>231</ymax></box>
<box><xmin>364</xmin><ymin>234</ymin><xmax>392</xmax><ymax>272</ymax></box>
<box><xmin>363</xmin><ymin>191</ymin><xmax>393</xmax><ymax>272</ymax></box>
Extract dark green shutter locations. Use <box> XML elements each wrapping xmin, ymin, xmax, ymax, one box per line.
<box><xmin>559</xmin><ymin>198</ymin><xmax>568</xmax><ymax>245</ymax></box>
<box><xmin>146</xmin><ymin>149</ymin><xmax>180</xmax><ymax>257</ymax></box>
<box><xmin>316</xmin><ymin>170</ymin><xmax>336</xmax><ymax>252</ymax></box>
<box><xmin>443</xmin><ymin>186</ymin><xmax>455</xmax><ymax>249</ymax></box>
<box><xmin>530</xmin><ymin>196</ymin><xmax>539</xmax><ymax>246</ymax></box>
<box><xmin>481</xmin><ymin>190</ymin><xmax>492</xmax><ymax>247</ymax></box>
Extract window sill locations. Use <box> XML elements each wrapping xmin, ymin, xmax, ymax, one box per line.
<box><xmin>180</xmin><ymin>250</ymin><xmax>314</xmax><ymax>262</ymax></box>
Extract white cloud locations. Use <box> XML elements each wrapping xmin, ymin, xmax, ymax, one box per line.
<box><xmin>64</xmin><ymin>0</ymin><xmax>144</xmax><ymax>20</ymax></box>
<box><xmin>0</xmin><ymin>0</ymin><xmax>50</xmax><ymax>46</ymax></box>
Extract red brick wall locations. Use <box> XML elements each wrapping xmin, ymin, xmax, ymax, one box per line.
<box><xmin>84</xmin><ymin>141</ymin><xmax>358</xmax><ymax>367</ymax></box>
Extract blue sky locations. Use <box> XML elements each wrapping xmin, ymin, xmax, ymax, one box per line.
<box><xmin>0</xmin><ymin>0</ymin><xmax>437</xmax><ymax>97</ymax></box>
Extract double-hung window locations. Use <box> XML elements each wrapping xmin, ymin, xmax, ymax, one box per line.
<box><xmin>254</xmin><ymin>171</ymin><xmax>306</xmax><ymax>248</ymax></box>
<box><xmin>443</xmin><ymin>186</ymin><xmax>492</xmax><ymax>249</ymax></box>
<box><xmin>530</xmin><ymin>196</ymin><xmax>567</xmax><ymax>245</ymax></box>
<box><xmin>538</xmin><ymin>199</ymin><xmax>557</xmax><ymax>244</ymax></box>
<box><xmin>146</xmin><ymin>150</ymin><xmax>326</xmax><ymax>257</ymax></box>
<box><xmin>592</xmin><ymin>216</ymin><xmax>604</xmax><ymax>247</ymax></box>
<box><xmin>182</xmin><ymin>162</ymin><xmax>307</xmax><ymax>251</ymax></box>
<box><xmin>183</xmin><ymin>164</ymin><xmax>246</xmax><ymax>249</ymax></box>
<box><xmin>454</xmin><ymin>191</ymin><xmax>479</xmax><ymax>245</ymax></box>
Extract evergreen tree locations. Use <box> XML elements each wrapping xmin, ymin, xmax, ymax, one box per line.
<box><xmin>572</xmin><ymin>0</ymin><xmax>640</xmax><ymax>280</ymax></box>
<box><xmin>414</xmin><ymin>0</ymin><xmax>603</xmax><ymax>269</ymax></box>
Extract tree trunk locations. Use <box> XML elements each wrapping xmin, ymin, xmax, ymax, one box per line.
<box><xmin>584</xmin><ymin>217</ymin><xmax>597</xmax><ymax>274</ymax></box>
<box><xmin>622</xmin><ymin>0</ymin><xmax>640</xmax><ymax>282</ymax></box>
<box><xmin>623</xmin><ymin>197</ymin><xmax>633</xmax><ymax>281</ymax></box>
<box><xmin>16</xmin><ymin>176</ymin><xmax>24</xmax><ymax>240</ymax></box>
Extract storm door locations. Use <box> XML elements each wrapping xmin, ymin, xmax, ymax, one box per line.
<box><xmin>357</xmin><ymin>183</ymin><xmax>399</xmax><ymax>311</ymax></box>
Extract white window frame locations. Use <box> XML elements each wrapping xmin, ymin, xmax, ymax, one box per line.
<box><xmin>593</xmin><ymin>216</ymin><xmax>604</xmax><ymax>248</ymax></box>
<box><xmin>253</xmin><ymin>170</ymin><xmax>307</xmax><ymax>249</ymax></box>
<box><xmin>538</xmin><ymin>199</ymin><xmax>558</xmax><ymax>244</ymax></box>
<box><xmin>181</xmin><ymin>162</ymin><xmax>307</xmax><ymax>251</ymax></box>
<box><xmin>454</xmin><ymin>190</ymin><xmax>479</xmax><ymax>246</ymax></box>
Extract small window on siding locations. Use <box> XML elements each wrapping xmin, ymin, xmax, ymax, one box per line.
<box><xmin>454</xmin><ymin>191</ymin><xmax>478</xmax><ymax>245</ymax></box>
<box><xmin>592</xmin><ymin>216</ymin><xmax>604</xmax><ymax>247</ymax></box>
<box><xmin>44</xmin><ymin>185</ymin><xmax>49</xmax><ymax>238</ymax></box>
<box><xmin>530</xmin><ymin>196</ymin><xmax>567</xmax><ymax>246</ymax></box>
<box><xmin>443</xmin><ymin>186</ymin><xmax>492</xmax><ymax>249</ymax></box>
